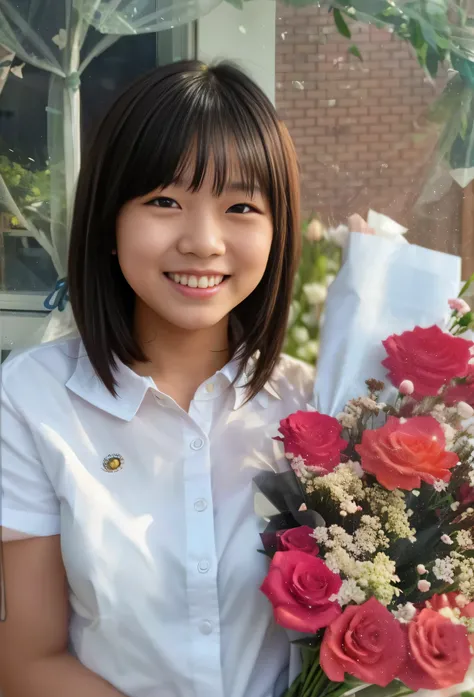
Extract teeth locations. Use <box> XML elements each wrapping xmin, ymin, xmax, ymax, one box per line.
<box><xmin>168</xmin><ymin>274</ymin><xmax>224</xmax><ymax>288</ymax></box>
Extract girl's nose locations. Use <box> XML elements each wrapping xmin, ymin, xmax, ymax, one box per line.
<box><xmin>177</xmin><ymin>214</ymin><xmax>226</xmax><ymax>258</ymax></box>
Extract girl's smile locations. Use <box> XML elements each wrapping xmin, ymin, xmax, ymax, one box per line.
<box><xmin>164</xmin><ymin>271</ymin><xmax>228</xmax><ymax>297</ymax></box>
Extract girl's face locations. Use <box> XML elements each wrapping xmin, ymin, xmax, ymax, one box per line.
<box><xmin>116</xmin><ymin>166</ymin><xmax>273</xmax><ymax>334</ymax></box>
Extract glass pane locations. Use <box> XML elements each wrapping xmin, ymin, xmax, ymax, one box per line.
<box><xmin>275</xmin><ymin>3</ymin><xmax>474</xmax><ymax>362</ymax></box>
<box><xmin>0</xmin><ymin>7</ymin><xmax>194</xmax><ymax>313</ymax></box>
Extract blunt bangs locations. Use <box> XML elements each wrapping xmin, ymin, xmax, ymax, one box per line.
<box><xmin>68</xmin><ymin>60</ymin><xmax>301</xmax><ymax>400</ymax></box>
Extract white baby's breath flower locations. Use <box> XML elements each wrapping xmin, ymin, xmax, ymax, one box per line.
<box><xmin>392</xmin><ymin>602</ymin><xmax>417</xmax><ymax>623</ymax></box>
<box><xmin>331</xmin><ymin>579</ymin><xmax>366</xmax><ymax>606</ymax></box>
<box><xmin>451</xmin><ymin>501</ymin><xmax>460</xmax><ymax>511</ymax></box>
<box><xmin>457</xmin><ymin>557</ymin><xmax>474</xmax><ymax>600</ymax></box>
<box><xmin>359</xmin><ymin>397</ymin><xmax>379</xmax><ymax>412</ymax></box>
<box><xmin>457</xmin><ymin>530</ymin><xmax>473</xmax><ymax>548</ymax></box>
<box><xmin>337</xmin><ymin>412</ymin><xmax>357</xmax><ymax>429</ymax></box>
<box><xmin>434</xmin><ymin>479</ymin><xmax>448</xmax><ymax>492</ymax></box>
<box><xmin>433</xmin><ymin>557</ymin><xmax>455</xmax><ymax>584</ymax></box>
<box><xmin>312</xmin><ymin>526</ymin><xmax>328</xmax><ymax>544</ymax></box>
<box><xmin>438</xmin><ymin>606</ymin><xmax>464</xmax><ymax>624</ymax></box>
<box><xmin>441</xmin><ymin>534</ymin><xmax>454</xmax><ymax>545</ymax></box>
<box><xmin>417</xmin><ymin>564</ymin><xmax>427</xmax><ymax>575</ymax></box>
<box><xmin>365</xmin><ymin>485</ymin><xmax>415</xmax><ymax>541</ymax></box>
<box><xmin>469</xmin><ymin>468</ymin><xmax>474</xmax><ymax>487</ymax></box>
<box><xmin>441</xmin><ymin>423</ymin><xmax>456</xmax><ymax>445</ymax></box>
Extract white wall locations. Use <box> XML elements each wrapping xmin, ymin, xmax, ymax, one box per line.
<box><xmin>197</xmin><ymin>0</ymin><xmax>276</xmax><ymax>103</ymax></box>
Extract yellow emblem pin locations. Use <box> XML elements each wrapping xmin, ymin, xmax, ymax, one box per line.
<box><xmin>102</xmin><ymin>454</ymin><xmax>124</xmax><ymax>473</ymax></box>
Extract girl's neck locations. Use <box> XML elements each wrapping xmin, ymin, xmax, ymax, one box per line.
<box><xmin>132</xmin><ymin>303</ymin><xmax>230</xmax><ymax>410</ymax></box>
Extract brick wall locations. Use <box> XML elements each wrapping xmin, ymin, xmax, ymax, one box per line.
<box><xmin>275</xmin><ymin>4</ymin><xmax>463</xmax><ymax>255</ymax></box>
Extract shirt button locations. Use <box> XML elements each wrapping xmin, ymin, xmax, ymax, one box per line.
<box><xmin>199</xmin><ymin>620</ymin><xmax>213</xmax><ymax>635</ymax></box>
<box><xmin>197</xmin><ymin>559</ymin><xmax>210</xmax><ymax>573</ymax></box>
<box><xmin>205</xmin><ymin>382</ymin><xmax>214</xmax><ymax>393</ymax></box>
<box><xmin>194</xmin><ymin>499</ymin><xmax>208</xmax><ymax>512</ymax></box>
<box><xmin>190</xmin><ymin>437</ymin><xmax>204</xmax><ymax>451</ymax></box>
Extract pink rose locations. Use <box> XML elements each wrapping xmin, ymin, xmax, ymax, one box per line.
<box><xmin>276</xmin><ymin>526</ymin><xmax>320</xmax><ymax>555</ymax></box>
<box><xmin>275</xmin><ymin>411</ymin><xmax>348</xmax><ymax>473</ymax></box>
<box><xmin>382</xmin><ymin>325</ymin><xmax>473</xmax><ymax>398</ymax></box>
<box><xmin>260</xmin><ymin>551</ymin><xmax>342</xmax><ymax>633</ymax></box>
<box><xmin>449</xmin><ymin>298</ymin><xmax>471</xmax><ymax>316</ymax></box>
<box><xmin>356</xmin><ymin>416</ymin><xmax>459</xmax><ymax>491</ymax></box>
<box><xmin>444</xmin><ymin>366</ymin><xmax>474</xmax><ymax>407</ymax></box>
<box><xmin>428</xmin><ymin>593</ymin><xmax>474</xmax><ymax>647</ymax></box>
<box><xmin>321</xmin><ymin>597</ymin><xmax>406</xmax><ymax>687</ymax></box>
<box><xmin>399</xmin><ymin>608</ymin><xmax>471</xmax><ymax>690</ymax></box>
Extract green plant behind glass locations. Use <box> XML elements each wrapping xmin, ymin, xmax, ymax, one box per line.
<box><xmin>284</xmin><ymin>219</ymin><xmax>342</xmax><ymax>364</ymax></box>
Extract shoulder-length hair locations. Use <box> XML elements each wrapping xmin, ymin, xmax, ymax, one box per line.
<box><xmin>68</xmin><ymin>60</ymin><xmax>301</xmax><ymax>401</ymax></box>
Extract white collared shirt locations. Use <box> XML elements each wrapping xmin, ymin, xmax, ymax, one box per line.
<box><xmin>0</xmin><ymin>337</ymin><xmax>314</xmax><ymax>697</ymax></box>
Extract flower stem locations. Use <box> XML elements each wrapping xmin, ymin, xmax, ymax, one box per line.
<box><xmin>300</xmin><ymin>660</ymin><xmax>328</xmax><ymax>697</ymax></box>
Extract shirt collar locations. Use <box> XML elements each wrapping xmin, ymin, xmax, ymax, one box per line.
<box><xmin>66</xmin><ymin>344</ymin><xmax>280</xmax><ymax>421</ymax></box>
<box><xmin>219</xmin><ymin>358</ymin><xmax>281</xmax><ymax>411</ymax></box>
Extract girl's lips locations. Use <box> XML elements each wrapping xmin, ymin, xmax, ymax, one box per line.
<box><xmin>164</xmin><ymin>273</ymin><xmax>228</xmax><ymax>298</ymax></box>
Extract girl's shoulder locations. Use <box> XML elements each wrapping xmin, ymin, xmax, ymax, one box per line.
<box><xmin>270</xmin><ymin>353</ymin><xmax>316</xmax><ymax>407</ymax></box>
<box><xmin>1</xmin><ymin>336</ymin><xmax>82</xmax><ymax>403</ymax></box>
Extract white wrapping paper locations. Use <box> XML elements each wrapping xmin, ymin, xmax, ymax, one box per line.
<box><xmin>313</xmin><ymin>232</ymin><xmax>461</xmax><ymax>415</ymax></box>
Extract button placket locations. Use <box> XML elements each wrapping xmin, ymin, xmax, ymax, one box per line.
<box><xmin>182</xmin><ymin>414</ymin><xmax>223</xmax><ymax>697</ymax></box>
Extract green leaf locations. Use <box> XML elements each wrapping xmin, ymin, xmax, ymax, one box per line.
<box><xmin>459</xmin><ymin>271</ymin><xmax>474</xmax><ymax>298</ymax></box>
<box><xmin>333</xmin><ymin>8</ymin><xmax>351</xmax><ymax>38</ymax></box>
<box><xmin>425</xmin><ymin>48</ymin><xmax>439</xmax><ymax>77</ymax></box>
<box><xmin>409</xmin><ymin>19</ymin><xmax>425</xmax><ymax>49</ymax></box>
<box><xmin>348</xmin><ymin>44</ymin><xmax>363</xmax><ymax>60</ymax></box>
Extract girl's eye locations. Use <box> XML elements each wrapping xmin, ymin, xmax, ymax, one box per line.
<box><xmin>147</xmin><ymin>197</ymin><xmax>180</xmax><ymax>209</ymax></box>
<box><xmin>227</xmin><ymin>203</ymin><xmax>257</xmax><ymax>214</ymax></box>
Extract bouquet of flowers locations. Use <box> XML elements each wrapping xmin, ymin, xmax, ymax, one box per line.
<box><xmin>257</xmin><ymin>297</ymin><xmax>474</xmax><ymax>697</ymax></box>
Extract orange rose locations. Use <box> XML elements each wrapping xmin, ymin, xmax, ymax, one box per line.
<box><xmin>356</xmin><ymin>416</ymin><xmax>459</xmax><ymax>491</ymax></box>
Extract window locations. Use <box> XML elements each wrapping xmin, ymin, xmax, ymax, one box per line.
<box><xmin>0</xmin><ymin>2</ymin><xmax>195</xmax><ymax>356</ymax></box>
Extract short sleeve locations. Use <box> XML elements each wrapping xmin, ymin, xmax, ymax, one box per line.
<box><xmin>1</xmin><ymin>380</ymin><xmax>60</xmax><ymax>539</ymax></box>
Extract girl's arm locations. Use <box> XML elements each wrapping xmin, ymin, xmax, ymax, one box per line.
<box><xmin>0</xmin><ymin>536</ymin><xmax>127</xmax><ymax>697</ymax></box>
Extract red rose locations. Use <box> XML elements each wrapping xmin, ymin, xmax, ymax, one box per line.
<box><xmin>444</xmin><ymin>377</ymin><xmax>474</xmax><ymax>407</ymax></box>
<box><xmin>321</xmin><ymin>597</ymin><xmax>406</xmax><ymax>687</ymax></box>
<box><xmin>276</xmin><ymin>526</ymin><xmax>320</xmax><ymax>555</ymax></box>
<box><xmin>275</xmin><ymin>411</ymin><xmax>348</xmax><ymax>473</ymax></box>
<box><xmin>382</xmin><ymin>325</ymin><xmax>473</xmax><ymax>398</ymax></box>
<box><xmin>459</xmin><ymin>482</ymin><xmax>474</xmax><ymax>505</ymax></box>
<box><xmin>356</xmin><ymin>416</ymin><xmax>459</xmax><ymax>490</ymax></box>
<box><xmin>260</xmin><ymin>551</ymin><xmax>342</xmax><ymax>633</ymax></box>
<box><xmin>399</xmin><ymin>608</ymin><xmax>471</xmax><ymax>690</ymax></box>
<box><xmin>428</xmin><ymin>592</ymin><xmax>474</xmax><ymax>648</ymax></box>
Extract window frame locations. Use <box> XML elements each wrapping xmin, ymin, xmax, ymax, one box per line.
<box><xmin>1</xmin><ymin>20</ymin><xmax>197</xmax><ymax>351</ymax></box>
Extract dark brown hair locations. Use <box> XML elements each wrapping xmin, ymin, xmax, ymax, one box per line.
<box><xmin>68</xmin><ymin>60</ymin><xmax>301</xmax><ymax>401</ymax></box>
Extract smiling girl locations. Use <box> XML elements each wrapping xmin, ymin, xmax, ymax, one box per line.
<box><xmin>1</xmin><ymin>61</ymin><xmax>357</xmax><ymax>697</ymax></box>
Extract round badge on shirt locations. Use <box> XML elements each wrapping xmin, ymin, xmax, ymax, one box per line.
<box><xmin>102</xmin><ymin>454</ymin><xmax>124</xmax><ymax>473</ymax></box>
